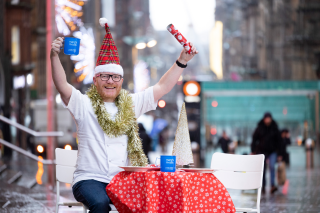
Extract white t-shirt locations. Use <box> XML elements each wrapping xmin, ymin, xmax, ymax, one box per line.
<box><xmin>63</xmin><ymin>86</ymin><xmax>157</xmax><ymax>185</ymax></box>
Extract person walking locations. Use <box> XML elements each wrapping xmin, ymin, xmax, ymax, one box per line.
<box><xmin>218</xmin><ymin>131</ymin><xmax>231</xmax><ymax>153</ymax></box>
<box><xmin>138</xmin><ymin>123</ymin><xmax>152</xmax><ymax>161</ymax></box>
<box><xmin>251</xmin><ymin>112</ymin><xmax>281</xmax><ymax>194</ymax></box>
<box><xmin>279</xmin><ymin>129</ymin><xmax>291</xmax><ymax>166</ymax></box>
<box><xmin>50</xmin><ymin>18</ymin><xmax>198</xmax><ymax>212</ymax></box>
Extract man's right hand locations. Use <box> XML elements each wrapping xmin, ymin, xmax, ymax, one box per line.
<box><xmin>51</xmin><ymin>37</ymin><xmax>64</xmax><ymax>57</ymax></box>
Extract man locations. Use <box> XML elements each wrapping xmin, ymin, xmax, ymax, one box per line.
<box><xmin>279</xmin><ymin>129</ymin><xmax>291</xmax><ymax>166</ymax></box>
<box><xmin>50</xmin><ymin>18</ymin><xmax>198</xmax><ymax>213</ymax></box>
<box><xmin>251</xmin><ymin>112</ymin><xmax>281</xmax><ymax>194</ymax></box>
<box><xmin>218</xmin><ymin>131</ymin><xmax>231</xmax><ymax>153</ymax></box>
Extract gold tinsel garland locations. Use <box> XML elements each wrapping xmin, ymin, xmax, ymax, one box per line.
<box><xmin>86</xmin><ymin>85</ymin><xmax>148</xmax><ymax>166</ymax></box>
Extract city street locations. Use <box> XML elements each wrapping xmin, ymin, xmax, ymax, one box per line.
<box><xmin>1</xmin><ymin>0</ymin><xmax>320</xmax><ymax>212</ymax></box>
<box><xmin>0</xmin><ymin>145</ymin><xmax>319</xmax><ymax>212</ymax></box>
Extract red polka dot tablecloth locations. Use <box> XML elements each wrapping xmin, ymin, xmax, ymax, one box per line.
<box><xmin>106</xmin><ymin>171</ymin><xmax>236</xmax><ymax>213</ymax></box>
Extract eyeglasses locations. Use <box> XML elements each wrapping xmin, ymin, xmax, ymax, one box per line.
<box><xmin>97</xmin><ymin>74</ymin><xmax>122</xmax><ymax>82</ymax></box>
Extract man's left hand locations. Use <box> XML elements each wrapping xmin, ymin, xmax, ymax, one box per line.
<box><xmin>177</xmin><ymin>42</ymin><xmax>199</xmax><ymax>65</ymax></box>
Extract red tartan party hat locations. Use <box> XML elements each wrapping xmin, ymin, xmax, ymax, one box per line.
<box><xmin>95</xmin><ymin>18</ymin><xmax>123</xmax><ymax>76</ymax></box>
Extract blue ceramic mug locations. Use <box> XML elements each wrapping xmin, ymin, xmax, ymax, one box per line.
<box><xmin>155</xmin><ymin>155</ymin><xmax>176</xmax><ymax>172</ymax></box>
<box><xmin>63</xmin><ymin>37</ymin><xmax>80</xmax><ymax>55</ymax></box>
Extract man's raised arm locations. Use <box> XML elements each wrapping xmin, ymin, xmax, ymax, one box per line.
<box><xmin>50</xmin><ymin>37</ymin><xmax>72</xmax><ymax>105</ymax></box>
<box><xmin>153</xmin><ymin>43</ymin><xmax>198</xmax><ymax>102</ymax></box>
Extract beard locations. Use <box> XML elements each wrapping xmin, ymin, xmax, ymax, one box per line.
<box><xmin>95</xmin><ymin>81</ymin><xmax>121</xmax><ymax>102</ymax></box>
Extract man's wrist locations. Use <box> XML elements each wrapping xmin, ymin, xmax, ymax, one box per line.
<box><xmin>50</xmin><ymin>51</ymin><xmax>58</xmax><ymax>58</ymax></box>
<box><xmin>176</xmin><ymin>60</ymin><xmax>187</xmax><ymax>68</ymax></box>
<box><xmin>177</xmin><ymin>58</ymin><xmax>187</xmax><ymax>65</ymax></box>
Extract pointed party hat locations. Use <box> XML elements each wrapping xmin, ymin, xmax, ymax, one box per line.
<box><xmin>95</xmin><ymin>18</ymin><xmax>123</xmax><ymax>76</ymax></box>
<box><xmin>172</xmin><ymin>102</ymin><xmax>194</xmax><ymax>165</ymax></box>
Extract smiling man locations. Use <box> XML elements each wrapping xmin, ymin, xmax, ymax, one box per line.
<box><xmin>50</xmin><ymin>18</ymin><xmax>198</xmax><ymax>213</ymax></box>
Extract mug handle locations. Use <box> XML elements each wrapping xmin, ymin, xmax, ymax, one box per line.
<box><xmin>155</xmin><ymin>157</ymin><xmax>160</xmax><ymax>167</ymax></box>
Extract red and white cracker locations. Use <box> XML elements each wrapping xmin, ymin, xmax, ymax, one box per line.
<box><xmin>167</xmin><ymin>24</ymin><xmax>192</xmax><ymax>54</ymax></box>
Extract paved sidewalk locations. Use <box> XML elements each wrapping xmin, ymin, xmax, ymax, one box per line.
<box><xmin>0</xmin><ymin>145</ymin><xmax>319</xmax><ymax>212</ymax></box>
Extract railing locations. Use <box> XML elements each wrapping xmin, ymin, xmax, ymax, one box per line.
<box><xmin>0</xmin><ymin>115</ymin><xmax>63</xmax><ymax>137</ymax></box>
<box><xmin>0</xmin><ymin>114</ymin><xmax>64</xmax><ymax>164</ymax></box>
<box><xmin>0</xmin><ymin>139</ymin><xmax>54</xmax><ymax>164</ymax></box>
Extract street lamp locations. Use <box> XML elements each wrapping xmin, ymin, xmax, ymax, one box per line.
<box><xmin>132</xmin><ymin>39</ymin><xmax>157</xmax><ymax>64</ymax></box>
<box><xmin>147</xmin><ymin>40</ymin><xmax>157</xmax><ymax>48</ymax></box>
<box><xmin>135</xmin><ymin>40</ymin><xmax>157</xmax><ymax>49</ymax></box>
<box><xmin>135</xmin><ymin>42</ymin><xmax>147</xmax><ymax>49</ymax></box>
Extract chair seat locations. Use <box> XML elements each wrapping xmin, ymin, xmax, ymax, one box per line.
<box><xmin>235</xmin><ymin>207</ymin><xmax>258</xmax><ymax>212</ymax></box>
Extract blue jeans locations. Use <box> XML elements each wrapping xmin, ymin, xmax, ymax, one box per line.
<box><xmin>262</xmin><ymin>152</ymin><xmax>277</xmax><ymax>189</ymax></box>
<box><xmin>72</xmin><ymin>179</ymin><xmax>112</xmax><ymax>213</ymax></box>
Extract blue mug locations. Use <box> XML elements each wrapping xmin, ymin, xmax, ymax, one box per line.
<box><xmin>156</xmin><ymin>155</ymin><xmax>176</xmax><ymax>172</ymax></box>
<box><xmin>63</xmin><ymin>37</ymin><xmax>80</xmax><ymax>55</ymax></box>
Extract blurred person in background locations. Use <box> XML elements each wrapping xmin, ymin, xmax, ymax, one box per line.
<box><xmin>26</xmin><ymin>133</ymin><xmax>35</xmax><ymax>154</ymax></box>
<box><xmin>138</xmin><ymin>123</ymin><xmax>151</xmax><ymax>162</ymax></box>
<box><xmin>26</xmin><ymin>123</ymin><xmax>35</xmax><ymax>154</ymax></box>
<box><xmin>302</xmin><ymin>120</ymin><xmax>310</xmax><ymax>145</ymax></box>
<box><xmin>218</xmin><ymin>131</ymin><xmax>231</xmax><ymax>153</ymax></box>
<box><xmin>251</xmin><ymin>112</ymin><xmax>281</xmax><ymax>194</ymax></box>
<box><xmin>159</xmin><ymin>126</ymin><xmax>169</xmax><ymax>153</ymax></box>
<box><xmin>279</xmin><ymin>129</ymin><xmax>291</xmax><ymax>166</ymax></box>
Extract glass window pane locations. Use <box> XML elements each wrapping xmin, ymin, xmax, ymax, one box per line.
<box><xmin>11</xmin><ymin>26</ymin><xmax>20</xmax><ymax>65</ymax></box>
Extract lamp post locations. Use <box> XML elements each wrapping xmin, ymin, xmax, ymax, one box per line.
<box><xmin>46</xmin><ymin>0</ymin><xmax>55</xmax><ymax>188</ymax></box>
<box><xmin>132</xmin><ymin>40</ymin><xmax>157</xmax><ymax>64</ymax></box>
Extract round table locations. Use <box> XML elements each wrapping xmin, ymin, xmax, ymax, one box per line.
<box><xmin>106</xmin><ymin>171</ymin><xmax>236</xmax><ymax>213</ymax></box>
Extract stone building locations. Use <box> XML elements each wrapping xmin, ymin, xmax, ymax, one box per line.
<box><xmin>114</xmin><ymin>0</ymin><xmax>152</xmax><ymax>91</ymax></box>
<box><xmin>0</xmin><ymin>0</ymin><xmax>36</xmax><ymax>153</ymax></box>
<box><xmin>216</xmin><ymin>0</ymin><xmax>320</xmax><ymax>81</ymax></box>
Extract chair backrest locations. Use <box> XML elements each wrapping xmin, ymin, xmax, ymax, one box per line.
<box><xmin>55</xmin><ymin>148</ymin><xmax>78</xmax><ymax>184</ymax></box>
<box><xmin>210</xmin><ymin>153</ymin><xmax>264</xmax><ymax>190</ymax></box>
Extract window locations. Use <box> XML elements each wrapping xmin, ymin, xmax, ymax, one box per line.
<box><xmin>11</xmin><ymin>26</ymin><xmax>20</xmax><ymax>65</ymax></box>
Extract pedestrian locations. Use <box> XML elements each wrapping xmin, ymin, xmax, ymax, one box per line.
<box><xmin>50</xmin><ymin>18</ymin><xmax>198</xmax><ymax>213</ymax></box>
<box><xmin>26</xmin><ymin>124</ymin><xmax>35</xmax><ymax>154</ymax></box>
<box><xmin>279</xmin><ymin>129</ymin><xmax>291</xmax><ymax>166</ymax></box>
<box><xmin>251</xmin><ymin>112</ymin><xmax>281</xmax><ymax>194</ymax></box>
<box><xmin>159</xmin><ymin>126</ymin><xmax>169</xmax><ymax>153</ymax></box>
<box><xmin>138</xmin><ymin>123</ymin><xmax>152</xmax><ymax>161</ymax></box>
<box><xmin>218</xmin><ymin>131</ymin><xmax>231</xmax><ymax>153</ymax></box>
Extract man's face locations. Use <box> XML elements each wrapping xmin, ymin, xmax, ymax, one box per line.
<box><xmin>93</xmin><ymin>72</ymin><xmax>123</xmax><ymax>102</ymax></box>
<box><xmin>222</xmin><ymin>132</ymin><xmax>227</xmax><ymax>138</ymax></box>
<box><xmin>263</xmin><ymin>117</ymin><xmax>272</xmax><ymax>126</ymax></box>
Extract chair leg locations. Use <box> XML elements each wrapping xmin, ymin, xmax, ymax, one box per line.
<box><xmin>56</xmin><ymin>181</ymin><xmax>60</xmax><ymax>213</ymax></box>
<box><xmin>83</xmin><ymin>205</ymin><xmax>88</xmax><ymax>213</ymax></box>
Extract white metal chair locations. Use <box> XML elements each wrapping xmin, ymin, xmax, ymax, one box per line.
<box><xmin>55</xmin><ymin>148</ymin><xmax>118</xmax><ymax>213</ymax></box>
<box><xmin>210</xmin><ymin>153</ymin><xmax>265</xmax><ymax>213</ymax></box>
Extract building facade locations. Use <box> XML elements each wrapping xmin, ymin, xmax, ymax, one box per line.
<box><xmin>216</xmin><ymin>0</ymin><xmax>320</xmax><ymax>81</ymax></box>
